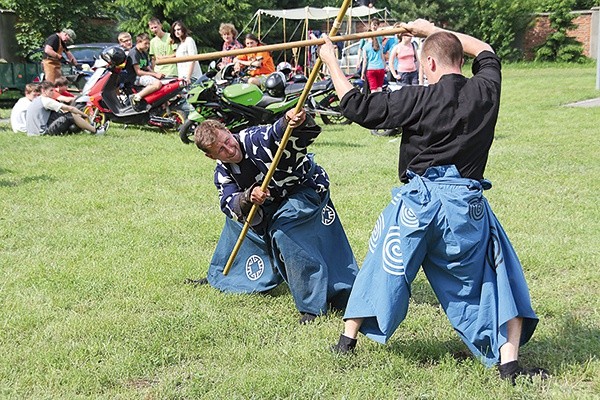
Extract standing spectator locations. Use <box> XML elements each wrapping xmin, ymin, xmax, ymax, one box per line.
<box><xmin>148</xmin><ymin>17</ymin><xmax>178</xmax><ymax>77</ymax></box>
<box><xmin>42</xmin><ymin>28</ymin><xmax>78</xmax><ymax>83</ymax></box>
<box><xmin>233</xmin><ymin>33</ymin><xmax>275</xmax><ymax>87</ymax></box>
<box><xmin>25</xmin><ymin>81</ymin><xmax>108</xmax><ymax>136</ymax></box>
<box><xmin>194</xmin><ymin>109</ymin><xmax>358</xmax><ymax>324</ymax></box>
<box><xmin>10</xmin><ymin>83</ymin><xmax>40</xmax><ymax>133</ymax></box>
<box><xmin>361</xmin><ymin>36</ymin><xmax>386</xmax><ymax>92</ymax></box>
<box><xmin>319</xmin><ymin>19</ymin><xmax>548</xmax><ymax>384</ymax></box>
<box><xmin>170</xmin><ymin>20</ymin><xmax>202</xmax><ymax>85</ymax></box>
<box><xmin>356</xmin><ymin>18</ymin><xmax>382</xmax><ymax>74</ymax></box>
<box><xmin>124</xmin><ymin>33</ymin><xmax>164</xmax><ymax>111</ymax></box>
<box><xmin>218</xmin><ymin>23</ymin><xmax>244</xmax><ymax>69</ymax></box>
<box><xmin>389</xmin><ymin>34</ymin><xmax>420</xmax><ymax>85</ymax></box>
<box><xmin>118</xmin><ymin>32</ymin><xmax>133</xmax><ymax>53</ymax></box>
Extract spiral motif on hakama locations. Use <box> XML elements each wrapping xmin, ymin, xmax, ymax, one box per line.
<box><xmin>369</xmin><ymin>214</ymin><xmax>385</xmax><ymax>254</ymax></box>
<box><xmin>382</xmin><ymin>226</ymin><xmax>405</xmax><ymax>276</ymax></box>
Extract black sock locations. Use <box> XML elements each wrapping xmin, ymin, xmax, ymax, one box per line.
<box><xmin>330</xmin><ymin>334</ymin><xmax>357</xmax><ymax>354</ymax></box>
<box><xmin>498</xmin><ymin>360</ymin><xmax>549</xmax><ymax>384</ymax></box>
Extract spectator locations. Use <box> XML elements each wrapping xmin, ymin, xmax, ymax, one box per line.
<box><xmin>118</xmin><ymin>32</ymin><xmax>133</xmax><ymax>53</ymax></box>
<box><xmin>319</xmin><ymin>19</ymin><xmax>548</xmax><ymax>384</ymax></box>
<box><xmin>148</xmin><ymin>17</ymin><xmax>178</xmax><ymax>77</ymax></box>
<box><xmin>25</xmin><ymin>81</ymin><xmax>109</xmax><ymax>136</ymax></box>
<box><xmin>360</xmin><ymin>36</ymin><xmax>386</xmax><ymax>92</ymax></box>
<box><xmin>51</xmin><ymin>77</ymin><xmax>76</xmax><ymax>104</ymax></box>
<box><xmin>218</xmin><ymin>23</ymin><xmax>244</xmax><ymax>69</ymax></box>
<box><xmin>170</xmin><ymin>20</ymin><xmax>202</xmax><ymax>85</ymax></box>
<box><xmin>194</xmin><ymin>109</ymin><xmax>358</xmax><ymax>324</ymax></box>
<box><xmin>42</xmin><ymin>28</ymin><xmax>77</xmax><ymax>83</ymax></box>
<box><xmin>10</xmin><ymin>83</ymin><xmax>40</xmax><ymax>133</ymax></box>
<box><xmin>389</xmin><ymin>34</ymin><xmax>420</xmax><ymax>85</ymax></box>
<box><xmin>233</xmin><ymin>33</ymin><xmax>275</xmax><ymax>87</ymax></box>
<box><xmin>125</xmin><ymin>33</ymin><xmax>164</xmax><ymax>111</ymax></box>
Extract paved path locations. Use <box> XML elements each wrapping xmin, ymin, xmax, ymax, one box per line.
<box><xmin>566</xmin><ymin>98</ymin><xmax>600</xmax><ymax>107</ymax></box>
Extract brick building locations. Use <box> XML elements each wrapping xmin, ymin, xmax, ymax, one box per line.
<box><xmin>523</xmin><ymin>7</ymin><xmax>599</xmax><ymax>60</ymax></box>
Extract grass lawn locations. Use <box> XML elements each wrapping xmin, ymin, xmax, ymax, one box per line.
<box><xmin>1</xmin><ymin>62</ymin><xmax>599</xmax><ymax>399</ymax></box>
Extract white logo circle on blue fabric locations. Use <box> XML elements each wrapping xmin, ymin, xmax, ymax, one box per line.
<box><xmin>468</xmin><ymin>198</ymin><xmax>485</xmax><ymax>221</ymax></box>
<box><xmin>400</xmin><ymin>204</ymin><xmax>419</xmax><ymax>228</ymax></box>
<box><xmin>382</xmin><ymin>226</ymin><xmax>405</xmax><ymax>276</ymax></box>
<box><xmin>245</xmin><ymin>255</ymin><xmax>265</xmax><ymax>281</ymax></box>
<box><xmin>369</xmin><ymin>214</ymin><xmax>385</xmax><ymax>254</ymax></box>
<box><xmin>322</xmin><ymin>204</ymin><xmax>336</xmax><ymax>226</ymax></box>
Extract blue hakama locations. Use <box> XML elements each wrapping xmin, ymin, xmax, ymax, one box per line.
<box><xmin>344</xmin><ymin>165</ymin><xmax>538</xmax><ymax>366</ymax></box>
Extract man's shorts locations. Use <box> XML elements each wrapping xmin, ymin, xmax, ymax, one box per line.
<box><xmin>135</xmin><ymin>75</ymin><xmax>159</xmax><ymax>86</ymax></box>
<box><xmin>45</xmin><ymin>111</ymin><xmax>74</xmax><ymax>135</ymax></box>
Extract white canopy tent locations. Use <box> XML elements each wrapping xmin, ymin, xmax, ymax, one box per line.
<box><xmin>254</xmin><ymin>5</ymin><xmax>388</xmax><ymax>21</ymax></box>
<box><xmin>240</xmin><ymin>5</ymin><xmax>390</xmax><ymax>72</ymax></box>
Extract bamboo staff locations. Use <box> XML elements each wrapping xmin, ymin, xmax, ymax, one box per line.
<box><xmin>217</xmin><ymin>0</ymin><xmax>355</xmax><ymax>276</ymax></box>
<box><xmin>156</xmin><ymin>25</ymin><xmax>408</xmax><ymax>65</ymax></box>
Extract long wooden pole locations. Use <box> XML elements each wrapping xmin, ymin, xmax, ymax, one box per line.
<box><xmin>221</xmin><ymin>0</ymin><xmax>354</xmax><ymax>276</ymax></box>
<box><xmin>156</xmin><ymin>26</ymin><xmax>407</xmax><ymax>65</ymax></box>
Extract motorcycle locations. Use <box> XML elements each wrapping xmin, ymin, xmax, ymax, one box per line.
<box><xmin>178</xmin><ymin>68</ymin><xmax>301</xmax><ymax>144</ymax></box>
<box><xmin>179</xmin><ymin>66</ymin><xmax>350</xmax><ymax>144</ymax></box>
<box><xmin>76</xmin><ymin>47</ymin><xmax>188</xmax><ymax>131</ymax></box>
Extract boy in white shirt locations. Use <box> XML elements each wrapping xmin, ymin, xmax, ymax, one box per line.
<box><xmin>10</xmin><ymin>83</ymin><xmax>41</xmax><ymax>133</ymax></box>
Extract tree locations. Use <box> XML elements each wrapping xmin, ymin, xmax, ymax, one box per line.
<box><xmin>534</xmin><ymin>0</ymin><xmax>586</xmax><ymax>62</ymax></box>
<box><xmin>1</xmin><ymin>0</ymin><xmax>116</xmax><ymax>56</ymax></box>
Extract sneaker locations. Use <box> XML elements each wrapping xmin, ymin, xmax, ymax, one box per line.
<box><xmin>330</xmin><ymin>333</ymin><xmax>357</xmax><ymax>354</ymax></box>
<box><xmin>129</xmin><ymin>94</ymin><xmax>143</xmax><ymax>111</ymax></box>
<box><xmin>299</xmin><ymin>312</ymin><xmax>317</xmax><ymax>325</ymax></box>
<box><xmin>498</xmin><ymin>360</ymin><xmax>550</xmax><ymax>385</ymax></box>
<box><xmin>95</xmin><ymin>121</ymin><xmax>110</xmax><ymax>135</ymax></box>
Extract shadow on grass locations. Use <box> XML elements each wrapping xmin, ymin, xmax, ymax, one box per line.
<box><xmin>0</xmin><ymin>174</ymin><xmax>55</xmax><ymax>187</ymax></box>
<box><xmin>314</xmin><ymin>140</ymin><xmax>366</xmax><ymax>148</ymax></box>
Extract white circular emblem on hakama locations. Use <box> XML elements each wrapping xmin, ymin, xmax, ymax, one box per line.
<box><xmin>369</xmin><ymin>214</ymin><xmax>385</xmax><ymax>254</ymax></box>
<box><xmin>382</xmin><ymin>226</ymin><xmax>405</xmax><ymax>276</ymax></box>
<box><xmin>400</xmin><ymin>204</ymin><xmax>419</xmax><ymax>228</ymax></box>
<box><xmin>321</xmin><ymin>204</ymin><xmax>336</xmax><ymax>226</ymax></box>
<box><xmin>245</xmin><ymin>255</ymin><xmax>265</xmax><ymax>281</ymax></box>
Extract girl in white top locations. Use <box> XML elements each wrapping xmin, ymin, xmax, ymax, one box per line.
<box><xmin>170</xmin><ymin>20</ymin><xmax>202</xmax><ymax>85</ymax></box>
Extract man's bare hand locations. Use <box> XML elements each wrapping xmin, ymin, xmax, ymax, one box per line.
<box><xmin>285</xmin><ymin>109</ymin><xmax>306</xmax><ymax>128</ymax></box>
<box><xmin>318</xmin><ymin>35</ymin><xmax>337</xmax><ymax>66</ymax></box>
<box><xmin>401</xmin><ymin>19</ymin><xmax>438</xmax><ymax>38</ymax></box>
<box><xmin>250</xmin><ymin>187</ymin><xmax>270</xmax><ymax>205</ymax></box>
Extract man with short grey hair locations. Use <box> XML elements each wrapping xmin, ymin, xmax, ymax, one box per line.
<box><xmin>42</xmin><ymin>28</ymin><xmax>78</xmax><ymax>83</ymax></box>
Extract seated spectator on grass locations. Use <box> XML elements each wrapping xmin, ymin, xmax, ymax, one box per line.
<box><xmin>25</xmin><ymin>81</ymin><xmax>109</xmax><ymax>136</ymax></box>
<box><xmin>51</xmin><ymin>77</ymin><xmax>75</xmax><ymax>104</ymax></box>
<box><xmin>11</xmin><ymin>83</ymin><xmax>41</xmax><ymax>133</ymax></box>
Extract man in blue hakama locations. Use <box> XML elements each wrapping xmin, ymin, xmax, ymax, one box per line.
<box><xmin>195</xmin><ymin>109</ymin><xmax>358</xmax><ymax>324</ymax></box>
<box><xmin>320</xmin><ymin>19</ymin><xmax>548</xmax><ymax>382</ymax></box>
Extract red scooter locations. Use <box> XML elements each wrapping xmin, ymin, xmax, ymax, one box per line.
<box><xmin>76</xmin><ymin>46</ymin><xmax>188</xmax><ymax>130</ymax></box>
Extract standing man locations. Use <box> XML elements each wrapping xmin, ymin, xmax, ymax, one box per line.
<box><xmin>42</xmin><ymin>28</ymin><xmax>78</xmax><ymax>83</ymax></box>
<box><xmin>148</xmin><ymin>17</ymin><xmax>178</xmax><ymax>78</ymax></box>
<box><xmin>194</xmin><ymin>110</ymin><xmax>359</xmax><ymax>324</ymax></box>
<box><xmin>26</xmin><ymin>81</ymin><xmax>108</xmax><ymax>136</ymax></box>
<box><xmin>319</xmin><ymin>19</ymin><xmax>547</xmax><ymax>383</ymax></box>
<box><xmin>124</xmin><ymin>33</ymin><xmax>164</xmax><ymax>111</ymax></box>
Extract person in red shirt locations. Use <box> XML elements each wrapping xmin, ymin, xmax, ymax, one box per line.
<box><xmin>233</xmin><ymin>33</ymin><xmax>275</xmax><ymax>87</ymax></box>
<box><xmin>50</xmin><ymin>77</ymin><xmax>75</xmax><ymax>104</ymax></box>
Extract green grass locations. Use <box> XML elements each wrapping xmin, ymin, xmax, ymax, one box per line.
<box><xmin>1</xmin><ymin>63</ymin><xmax>599</xmax><ymax>399</ymax></box>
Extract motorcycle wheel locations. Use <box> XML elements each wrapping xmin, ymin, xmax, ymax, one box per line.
<box><xmin>83</xmin><ymin>105</ymin><xmax>106</xmax><ymax>126</ymax></box>
<box><xmin>319</xmin><ymin>94</ymin><xmax>352</xmax><ymax>125</ymax></box>
<box><xmin>162</xmin><ymin>110</ymin><xmax>186</xmax><ymax>132</ymax></box>
<box><xmin>179</xmin><ymin>119</ymin><xmax>198</xmax><ymax>144</ymax></box>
